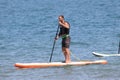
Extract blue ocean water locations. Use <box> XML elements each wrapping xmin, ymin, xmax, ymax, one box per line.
<box><xmin>0</xmin><ymin>0</ymin><xmax>120</xmax><ymax>80</ymax></box>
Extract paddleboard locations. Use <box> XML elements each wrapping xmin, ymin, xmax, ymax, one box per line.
<box><xmin>92</xmin><ymin>52</ymin><xmax>120</xmax><ymax>57</ymax></box>
<box><xmin>15</xmin><ymin>60</ymin><xmax>107</xmax><ymax>69</ymax></box>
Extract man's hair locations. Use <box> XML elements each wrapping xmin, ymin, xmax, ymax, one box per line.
<box><xmin>59</xmin><ymin>15</ymin><xmax>64</xmax><ymax>19</ymax></box>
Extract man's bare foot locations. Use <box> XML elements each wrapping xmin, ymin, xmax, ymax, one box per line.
<box><xmin>65</xmin><ymin>60</ymin><xmax>71</xmax><ymax>63</ymax></box>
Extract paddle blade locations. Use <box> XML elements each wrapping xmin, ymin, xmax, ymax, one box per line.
<box><xmin>118</xmin><ymin>40</ymin><xmax>120</xmax><ymax>54</ymax></box>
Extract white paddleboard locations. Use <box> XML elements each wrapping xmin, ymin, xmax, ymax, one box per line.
<box><xmin>92</xmin><ymin>52</ymin><xmax>120</xmax><ymax>57</ymax></box>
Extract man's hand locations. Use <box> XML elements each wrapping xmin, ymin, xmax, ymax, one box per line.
<box><xmin>55</xmin><ymin>35</ymin><xmax>59</xmax><ymax>40</ymax></box>
<box><xmin>59</xmin><ymin>21</ymin><xmax>62</xmax><ymax>25</ymax></box>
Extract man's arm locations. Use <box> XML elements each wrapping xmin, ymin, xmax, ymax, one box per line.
<box><xmin>59</xmin><ymin>21</ymin><xmax>69</xmax><ymax>29</ymax></box>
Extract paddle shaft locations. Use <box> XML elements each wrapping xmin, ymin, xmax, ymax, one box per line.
<box><xmin>118</xmin><ymin>40</ymin><xmax>120</xmax><ymax>54</ymax></box>
<box><xmin>49</xmin><ymin>25</ymin><xmax>59</xmax><ymax>62</ymax></box>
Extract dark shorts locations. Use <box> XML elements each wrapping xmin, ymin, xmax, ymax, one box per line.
<box><xmin>62</xmin><ymin>36</ymin><xmax>70</xmax><ymax>48</ymax></box>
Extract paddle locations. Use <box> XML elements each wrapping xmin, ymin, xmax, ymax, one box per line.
<box><xmin>49</xmin><ymin>25</ymin><xmax>60</xmax><ymax>62</ymax></box>
<box><xmin>118</xmin><ymin>40</ymin><xmax>120</xmax><ymax>54</ymax></box>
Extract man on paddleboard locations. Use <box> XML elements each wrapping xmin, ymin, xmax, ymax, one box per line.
<box><xmin>55</xmin><ymin>15</ymin><xmax>71</xmax><ymax>63</ymax></box>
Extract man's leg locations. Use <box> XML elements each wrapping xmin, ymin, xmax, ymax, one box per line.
<box><xmin>62</xmin><ymin>47</ymin><xmax>71</xmax><ymax>63</ymax></box>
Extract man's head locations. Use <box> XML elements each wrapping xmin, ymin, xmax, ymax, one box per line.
<box><xmin>58</xmin><ymin>15</ymin><xmax>64</xmax><ymax>22</ymax></box>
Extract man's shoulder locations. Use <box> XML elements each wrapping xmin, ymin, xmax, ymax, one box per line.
<box><xmin>65</xmin><ymin>21</ymin><xmax>70</xmax><ymax>26</ymax></box>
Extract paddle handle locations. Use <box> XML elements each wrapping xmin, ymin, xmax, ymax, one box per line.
<box><xmin>118</xmin><ymin>40</ymin><xmax>120</xmax><ymax>54</ymax></box>
<box><xmin>49</xmin><ymin>40</ymin><xmax>56</xmax><ymax>62</ymax></box>
<box><xmin>49</xmin><ymin>25</ymin><xmax>60</xmax><ymax>62</ymax></box>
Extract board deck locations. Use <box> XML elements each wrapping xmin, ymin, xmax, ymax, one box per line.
<box><xmin>14</xmin><ymin>60</ymin><xmax>107</xmax><ymax>69</ymax></box>
<box><xmin>92</xmin><ymin>52</ymin><xmax>120</xmax><ymax>57</ymax></box>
